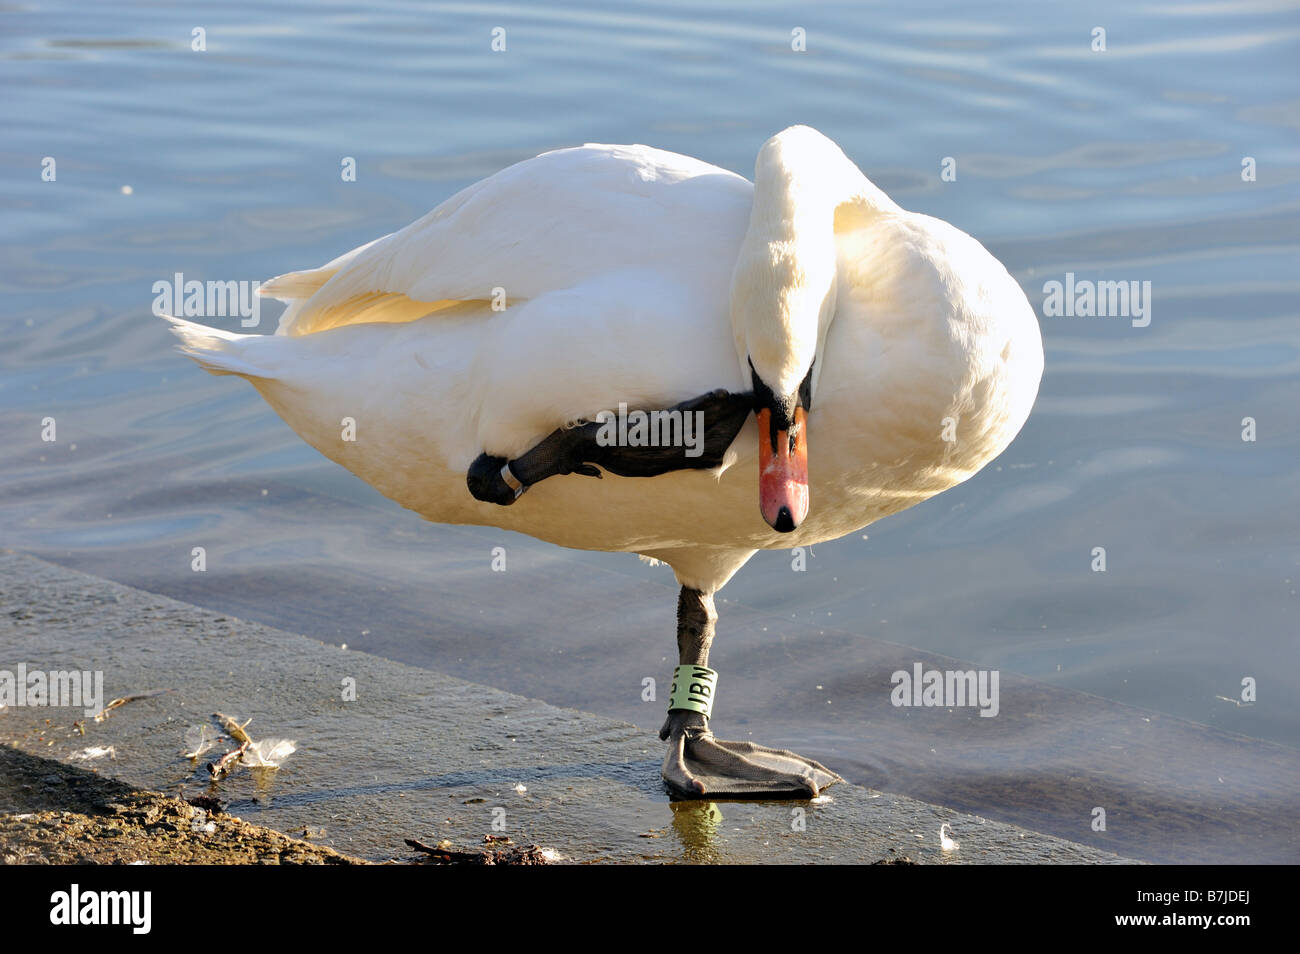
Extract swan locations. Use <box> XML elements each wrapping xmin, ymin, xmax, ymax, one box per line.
<box><xmin>165</xmin><ymin>125</ymin><xmax>1043</xmax><ymax>797</ymax></box>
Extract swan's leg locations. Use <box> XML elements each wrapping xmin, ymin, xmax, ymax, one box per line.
<box><xmin>658</xmin><ymin>586</ymin><xmax>842</xmax><ymax>798</ymax></box>
<box><xmin>466</xmin><ymin>389</ymin><xmax>752</xmax><ymax>506</ymax></box>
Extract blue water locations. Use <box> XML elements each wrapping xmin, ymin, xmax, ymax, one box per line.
<box><xmin>2</xmin><ymin>0</ymin><xmax>1298</xmax><ymax>862</ymax></box>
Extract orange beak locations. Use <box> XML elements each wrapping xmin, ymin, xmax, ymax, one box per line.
<box><xmin>757</xmin><ymin>406</ymin><xmax>809</xmax><ymax>533</ymax></box>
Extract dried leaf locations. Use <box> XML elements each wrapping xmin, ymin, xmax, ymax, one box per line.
<box><xmin>214</xmin><ymin>712</ymin><xmax>253</xmax><ymax>745</ymax></box>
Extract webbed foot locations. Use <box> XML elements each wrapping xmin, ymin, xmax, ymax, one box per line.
<box><xmin>659</xmin><ymin>708</ymin><xmax>842</xmax><ymax>798</ymax></box>
<box><xmin>466</xmin><ymin>388</ymin><xmax>752</xmax><ymax>505</ymax></box>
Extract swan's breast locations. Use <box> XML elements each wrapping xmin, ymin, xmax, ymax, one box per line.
<box><xmin>806</xmin><ymin>210</ymin><xmax>1044</xmax><ymax>529</ymax></box>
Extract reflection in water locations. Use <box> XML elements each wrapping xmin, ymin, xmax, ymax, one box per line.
<box><xmin>248</xmin><ymin>768</ymin><xmax>283</xmax><ymax>802</ymax></box>
<box><xmin>670</xmin><ymin>800</ymin><xmax>723</xmax><ymax>863</ymax></box>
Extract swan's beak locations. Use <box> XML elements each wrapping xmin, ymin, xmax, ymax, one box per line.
<box><xmin>757</xmin><ymin>405</ymin><xmax>809</xmax><ymax>533</ymax></box>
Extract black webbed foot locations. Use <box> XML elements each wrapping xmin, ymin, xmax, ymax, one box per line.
<box><xmin>659</xmin><ymin>708</ymin><xmax>842</xmax><ymax>798</ymax></box>
<box><xmin>466</xmin><ymin>454</ymin><xmax>524</xmax><ymax>506</ymax></box>
<box><xmin>466</xmin><ymin>388</ymin><xmax>753</xmax><ymax>505</ymax></box>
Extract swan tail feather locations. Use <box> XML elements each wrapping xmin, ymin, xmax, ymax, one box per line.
<box><xmin>259</xmin><ymin>266</ymin><xmax>338</xmax><ymax>302</ymax></box>
<box><xmin>161</xmin><ymin>314</ymin><xmax>270</xmax><ymax>379</ymax></box>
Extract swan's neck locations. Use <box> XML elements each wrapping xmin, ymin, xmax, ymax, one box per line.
<box><xmin>730</xmin><ymin>127</ymin><xmax>870</xmax><ymax>400</ymax></box>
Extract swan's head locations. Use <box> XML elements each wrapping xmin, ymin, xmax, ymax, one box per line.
<box><xmin>731</xmin><ymin>126</ymin><xmax>852</xmax><ymax>533</ymax></box>
<box><xmin>748</xmin><ymin>355</ymin><xmax>817</xmax><ymax>533</ymax></box>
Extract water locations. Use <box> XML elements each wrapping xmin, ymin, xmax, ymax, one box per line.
<box><xmin>2</xmin><ymin>0</ymin><xmax>1298</xmax><ymax>862</ymax></box>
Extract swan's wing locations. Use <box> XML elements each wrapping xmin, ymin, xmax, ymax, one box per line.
<box><xmin>268</xmin><ymin>144</ymin><xmax>753</xmax><ymax>336</ymax></box>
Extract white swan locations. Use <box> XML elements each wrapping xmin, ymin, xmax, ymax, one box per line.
<box><xmin>166</xmin><ymin>126</ymin><xmax>1042</xmax><ymax>796</ymax></box>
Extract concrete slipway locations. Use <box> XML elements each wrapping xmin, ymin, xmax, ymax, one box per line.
<box><xmin>0</xmin><ymin>551</ymin><xmax>1130</xmax><ymax>864</ymax></box>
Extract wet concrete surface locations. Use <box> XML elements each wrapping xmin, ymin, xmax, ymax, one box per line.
<box><xmin>0</xmin><ymin>551</ymin><xmax>1132</xmax><ymax>863</ymax></box>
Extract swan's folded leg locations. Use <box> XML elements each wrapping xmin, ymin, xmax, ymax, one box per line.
<box><xmin>466</xmin><ymin>388</ymin><xmax>752</xmax><ymax>506</ymax></box>
<box><xmin>658</xmin><ymin>586</ymin><xmax>842</xmax><ymax>798</ymax></box>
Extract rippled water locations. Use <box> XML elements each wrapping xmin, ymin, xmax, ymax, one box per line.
<box><xmin>2</xmin><ymin>0</ymin><xmax>1298</xmax><ymax>862</ymax></box>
